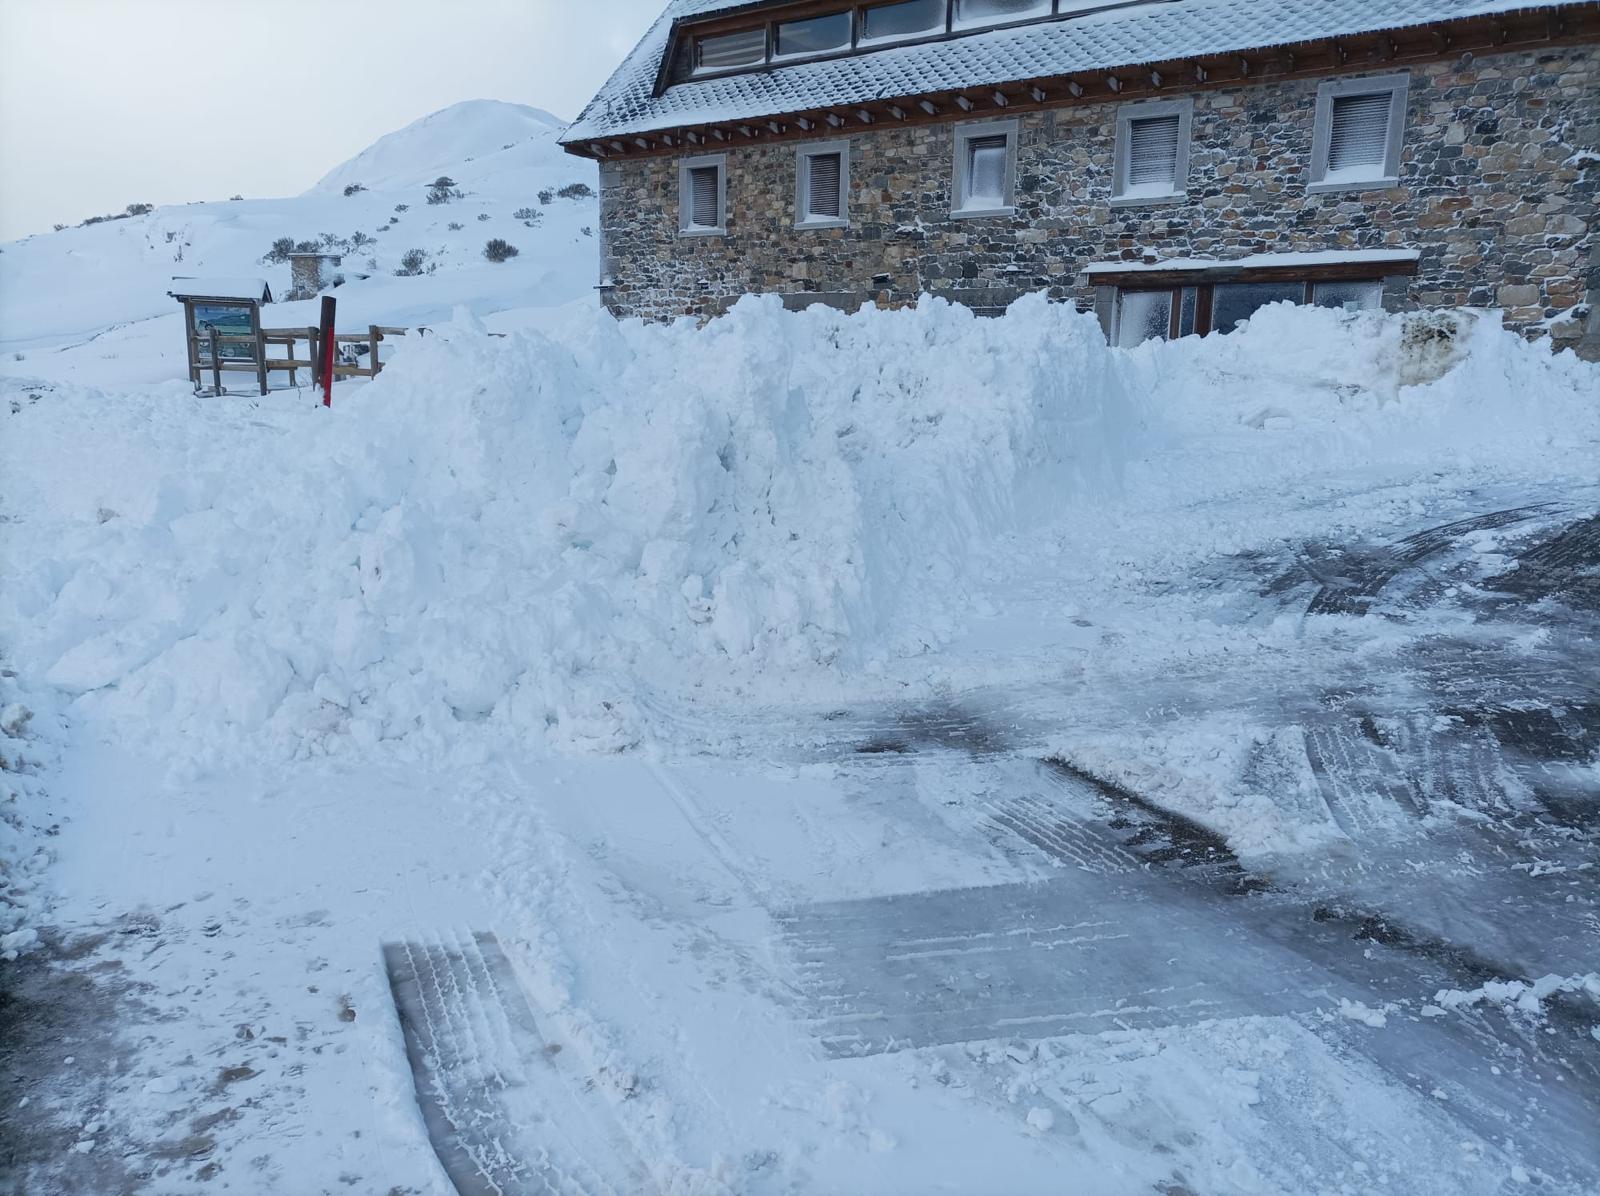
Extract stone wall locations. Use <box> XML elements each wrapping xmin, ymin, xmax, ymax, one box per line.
<box><xmin>596</xmin><ymin>43</ymin><xmax>1599</xmax><ymax>357</ymax></box>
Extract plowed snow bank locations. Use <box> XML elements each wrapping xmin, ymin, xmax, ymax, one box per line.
<box><xmin>3</xmin><ymin>295</ymin><xmax>1134</xmax><ymax>761</ymax></box>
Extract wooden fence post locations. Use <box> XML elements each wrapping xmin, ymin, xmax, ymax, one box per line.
<box><xmin>370</xmin><ymin>324</ymin><xmax>380</xmax><ymax>376</ymax></box>
<box><xmin>209</xmin><ymin>326</ymin><xmax>222</xmax><ymax>395</ymax></box>
<box><xmin>319</xmin><ymin>296</ymin><xmax>337</xmax><ymax>407</ymax></box>
<box><xmin>255</xmin><ymin>322</ymin><xmax>268</xmax><ymax>396</ymax></box>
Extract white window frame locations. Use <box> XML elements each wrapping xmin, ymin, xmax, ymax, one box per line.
<box><xmin>678</xmin><ymin>153</ymin><xmax>728</xmax><ymax>236</ymax></box>
<box><xmin>1111</xmin><ymin>97</ymin><xmax>1193</xmax><ymax>207</ymax></box>
<box><xmin>951</xmin><ymin>117</ymin><xmax>1019</xmax><ymax>219</ymax></box>
<box><xmin>795</xmin><ymin>139</ymin><xmax>851</xmax><ymax>229</ymax></box>
<box><xmin>1308</xmin><ymin>72</ymin><xmax>1410</xmax><ymax>194</ymax></box>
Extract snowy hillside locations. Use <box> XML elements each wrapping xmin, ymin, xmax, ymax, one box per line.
<box><xmin>312</xmin><ymin>99</ymin><xmax>568</xmax><ymax>194</ymax></box>
<box><xmin>0</xmin><ymin>100</ymin><xmax>598</xmax><ymax>383</ymax></box>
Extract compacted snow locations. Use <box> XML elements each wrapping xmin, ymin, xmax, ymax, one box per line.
<box><xmin>2</xmin><ymin>102</ymin><xmax>1599</xmax><ymax>1196</ymax></box>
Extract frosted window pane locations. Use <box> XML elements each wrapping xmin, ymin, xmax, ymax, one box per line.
<box><xmin>860</xmin><ymin>0</ymin><xmax>945</xmax><ymax>43</ymax></box>
<box><xmin>696</xmin><ymin>28</ymin><xmax>765</xmax><ymax>72</ymax></box>
<box><xmin>1117</xmin><ymin>290</ymin><xmax>1173</xmax><ymax>348</ymax></box>
<box><xmin>776</xmin><ymin>13</ymin><xmax>851</xmax><ymax>58</ymax></box>
<box><xmin>806</xmin><ymin>153</ymin><xmax>842</xmax><ymax>219</ymax></box>
<box><xmin>1212</xmin><ymin>282</ymin><xmax>1303</xmax><ymax>333</ymax></box>
<box><xmin>1126</xmin><ymin>115</ymin><xmax>1180</xmax><ymax>189</ymax></box>
<box><xmin>953</xmin><ymin>0</ymin><xmax>1051</xmax><ymax>30</ymax></box>
<box><xmin>688</xmin><ymin>167</ymin><xmax>720</xmax><ymax>228</ymax></box>
<box><xmin>1312</xmin><ymin>280</ymin><xmax>1383</xmax><ymax>311</ymax></box>
<box><xmin>965</xmin><ymin>135</ymin><xmax>1008</xmax><ymax>207</ymax></box>
<box><xmin>1326</xmin><ymin>92</ymin><xmax>1391</xmax><ymax>178</ymax></box>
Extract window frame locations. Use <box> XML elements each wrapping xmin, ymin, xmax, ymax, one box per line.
<box><xmin>951</xmin><ymin>117</ymin><xmax>1019</xmax><ymax>219</ymax></box>
<box><xmin>1308</xmin><ymin>72</ymin><xmax>1410</xmax><ymax>194</ymax></box>
<box><xmin>773</xmin><ymin>11</ymin><xmax>854</xmax><ymax>61</ymax></box>
<box><xmin>692</xmin><ymin>27</ymin><xmax>769</xmax><ymax>76</ymax></box>
<box><xmin>678</xmin><ymin>153</ymin><xmax>728</xmax><ymax>237</ymax></box>
<box><xmin>1111</xmin><ymin>97</ymin><xmax>1193</xmax><ymax>208</ymax></box>
<box><xmin>795</xmin><ymin>139</ymin><xmax>851</xmax><ymax>230</ymax></box>
<box><xmin>1107</xmin><ymin>272</ymin><xmax>1393</xmax><ymax>345</ymax></box>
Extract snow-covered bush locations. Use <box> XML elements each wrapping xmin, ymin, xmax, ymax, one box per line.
<box><xmin>426</xmin><ymin>176</ymin><xmax>463</xmax><ymax>205</ymax></box>
<box><xmin>395</xmin><ymin>248</ymin><xmax>428</xmax><ymax>277</ymax></box>
<box><xmin>483</xmin><ymin>238</ymin><xmax>519</xmax><ymax>262</ymax></box>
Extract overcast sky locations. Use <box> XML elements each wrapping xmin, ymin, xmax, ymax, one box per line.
<box><xmin>0</xmin><ymin>0</ymin><xmax>664</xmax><ymax>240</ymax></box>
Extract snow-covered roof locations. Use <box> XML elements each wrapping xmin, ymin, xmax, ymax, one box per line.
<box><xmin>168</xmin><ymin>277</ymin><xmax>273</xmax><ymax>302</ymax></box>
<box><xmin>563</xmin><ymin>0</ymin><xmax>1571</xmax><ymax>143</ymax></box>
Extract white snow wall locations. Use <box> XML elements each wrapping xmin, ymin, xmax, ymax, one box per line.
<box><xmin>8</xmin><ymin>295</ymin><xmax>1137</xmax><ymax>761</ymax></box>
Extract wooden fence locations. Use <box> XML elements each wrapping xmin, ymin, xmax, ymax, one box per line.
<box><xmin>189</xmin><ymin>323</ymin><xmax>410</xmax><ymax>396</ymax></box>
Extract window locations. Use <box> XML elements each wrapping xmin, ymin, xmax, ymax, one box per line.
<box><xmin>1311</xmin><ymin>280</ymin><xmax>1384</xmax><ymax>311</ymax></box>
<box><xmin>1115</xmin><ymin>287</ymin><xmax>1198</xmax><ymax>347</ymax></box>
<box><xmin>952</xmin><ymin>119</ymin><xmax>1017</xmax><ymax>216</ymax></box>
<box><xmin>796</xmin><ymin>141</ymin><xmax>850</xmax><ymax>227</ymax></box>
<box><xmin>1104</xmin><ymin>271</ymin><xmax>1396</xmax><ymax>344</ymax></box>
<box><xmin>694</xmin><ymin>28</ymin><xmax>766</xmax><ymax>74</ymax></box>
<box><xmin>1309</xmin><ymin>73</ymin><xmax>1409</xmax><ymax>192</ymax></box>
<box><xmin>859</xmin><ymin>0</ymin><xmax>946</xmax><ymax>44</ymax></box>
<box><xmin>1211</xmin><ymin>282</ymin><xmax>1308</xmax><ymax>333</ymax></box>
<box><xmin>678</xmin><ymin>155</ymin><xmax>726</xmax><ymax>235</ymax></box>
<box><xmin>952</xmin><ymin>0</ymin><xmax>1051</xmax><ymax>30</ymax></box>
<box><xmin>1112</xmin><ymin>98</ymin><xmax>1192</xmax><ymax>205</ymax></box>
<box><xmin>775</xmin><ymin>12</ymin><xmax>852</xmax><ymax>59</ymax></box>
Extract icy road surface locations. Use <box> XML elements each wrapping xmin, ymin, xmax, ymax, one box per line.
<box><xmin>5</xmin><ymin>491</ymin><xmax>1598</xmax><ymax>1196</ymax></box>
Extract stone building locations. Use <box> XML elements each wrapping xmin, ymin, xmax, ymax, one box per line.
<box><xmin>562</xmin><ymin>0</ymin><xmax>1600</xmax><ymax>356</ymax></box>
<box><xmin>285</xmin><ymin>252</ymin><xmax>344</xmax><ymax>302</ymax></box>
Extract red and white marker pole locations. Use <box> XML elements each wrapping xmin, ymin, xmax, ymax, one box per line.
<box><xmin>319</xmin><ymin>295</ymin><xmax>337</xmax><ymax>408</ymax></box>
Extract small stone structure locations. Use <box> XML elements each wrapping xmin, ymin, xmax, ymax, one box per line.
<box><xmin>286</xmin><ymin>252</ymin><xmax>343</xmax><ymax>302</ymax></box>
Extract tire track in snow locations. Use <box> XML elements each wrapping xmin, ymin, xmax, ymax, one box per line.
<box><xmin>383</xmin><ymin>930</ymin><xmax>654</xmax><ymax>1196</ymax></box>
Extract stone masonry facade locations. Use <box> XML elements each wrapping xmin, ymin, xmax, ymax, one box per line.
<box><xmin>597</xmin><ymin>43</ymin><xmax>1599</xmax><ymax>357</ymax></box>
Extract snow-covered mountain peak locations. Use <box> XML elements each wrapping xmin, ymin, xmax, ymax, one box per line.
<box><xmin>311</xmin><ymin>100</ymin><xmax>568</xmax><ymax>196</ymax></box>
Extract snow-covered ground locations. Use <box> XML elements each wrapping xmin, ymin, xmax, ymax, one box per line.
<box><xmin>3</xmin><ymin>100</ymin><xmax>1599</xmax><ymax>1196</ymax></box>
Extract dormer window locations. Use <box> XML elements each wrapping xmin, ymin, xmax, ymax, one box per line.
<box><xmin>776</xmin><ymin>12</ymin><xmax>852</xmax><ymax>59</ymax></box>
<box><xmin>694</xmin><ymin>28</ymin><xmax>766</xmax><ymax>75</ymax></box>
<box><xmin>669</xmin><ymin>2</ymin><xmax>1162</xmax><ymax>88</ymax></box>
<box><xmin>859</xmin><ymin>0</ymin><xmax>946</xmax><ymax>44</ymax></box>
<box><xmin>952</xmin><ymin>0</ymin><xmax>1050</xmax><ymax>30</ymax></box>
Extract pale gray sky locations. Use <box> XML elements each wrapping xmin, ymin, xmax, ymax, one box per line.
<box><xmin>0</xmin><ymin>0</ymin><xmax>664</xmax><ymax>240</ymax></box>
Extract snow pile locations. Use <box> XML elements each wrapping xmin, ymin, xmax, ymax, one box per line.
<box><xmin>1130</xmin><ymin>304</ymin><xmax>1599</xmax><ymax>479</ymax></box>
<box><xmin>2</xmin><ymin>295</ymin><xmax>1135</xmax><ymax>765</ymax></box>
<box><xmin>0</xmin><ymin>670</ymin><xmax>55</xmax><ymax>959</ymax></box>
<box><xmin>1433</xmin><ymin>973</ymin><xmax>1600</xmax><ymax>1017</ymax></box>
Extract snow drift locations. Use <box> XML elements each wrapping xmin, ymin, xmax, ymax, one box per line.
<box><xmin>5</xmin><ymin>298</ymin><xmax>1597</xmax><ymax>771</ymax></box>
<box><xmin>2</xmin><ymin>295</ymin><xmax>1134</xmax><ymax>764</ymax></box>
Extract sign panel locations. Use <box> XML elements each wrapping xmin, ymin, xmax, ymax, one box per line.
<box><xmin>193</xmin><ymin>301</ymin><xmax>256</xmax><ymax>361</ymax></box>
